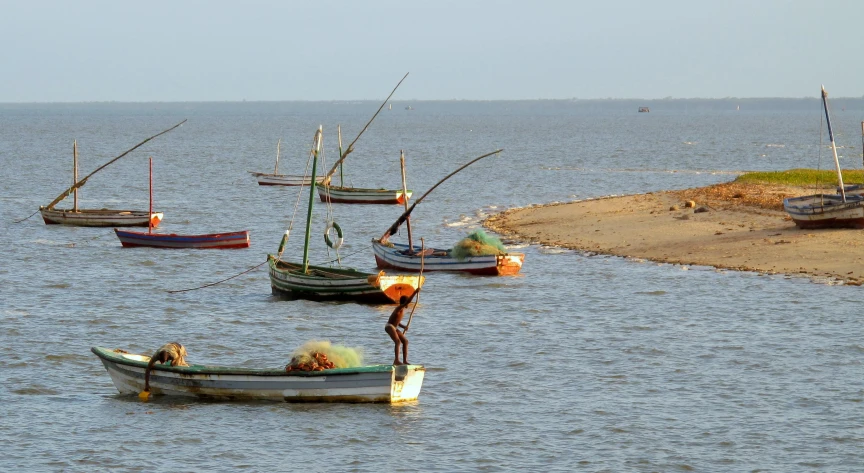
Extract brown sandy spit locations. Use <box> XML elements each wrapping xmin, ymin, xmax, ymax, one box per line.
<box><xmin>484</xmin><ymin>182</ymin><xmax>864</xmax><ymax>285</ymax></box>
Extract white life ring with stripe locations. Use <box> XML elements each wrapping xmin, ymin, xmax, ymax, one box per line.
<box><xmin>324</xmin><ymin>222</ymin><xmax>344</xmax><ymax>249</ymax></box>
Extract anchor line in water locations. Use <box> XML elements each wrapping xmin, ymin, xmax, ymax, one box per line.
<box><xmin>167</xmin><ymin>259</ymin><xmax>268</xmax><ymax>293</ymax></box>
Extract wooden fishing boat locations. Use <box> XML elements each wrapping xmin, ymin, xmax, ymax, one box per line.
<box><xmin>372</xmin><ymin>149</ymin><xmax>525</xmax><ymax>275</ymax></box>
<box><xmin>317</xmin><ymin>74</ymin><xmax>412</xmax><ymax>205</ymax></box>
<box><xmin>38</xmin><ymin>121</ymin><xmax>184</xmax><ymax>227</ymax></box>
<box><xmin>114</xmin><ymin>229</ymin><xmax>250</xmax><ymax>249</ymax></box>
<box><xmin>268</xmin><ymin>127</ymin><xmax>423</xmax><ymax>303</ymax></box>
<box><xmin>318</xmin><ymin>186</ymin><xmax>411</xmax><ymax>204</ymax></box>
<box><xmin>41</xmin><ymin>208</ymin><xmax>161</xmax><ymax>227</ymax></box>
<box><xmin>248</xmin><ymin>138</ymin><xmax>324</xmax><ymax>186</ymax></box>
<box><xmin>373</xmin><ymin>240</ymin><xmax>524</xmax><ymax>275</ymax></box>
<box><xmin>783</xmin><ymin>86</ymin><xmax>864</xmax><ymax>229</ymax></box>
<box><xmin>91</xmin><ymin>346</ymin><xmax>425</xmax><ymax>403</ymax></box>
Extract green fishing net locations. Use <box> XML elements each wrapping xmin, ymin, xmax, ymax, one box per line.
<box><xmin>451</xmin><ymin>229</ymin><xmax>507</xmax><ymax>260</ymax></box>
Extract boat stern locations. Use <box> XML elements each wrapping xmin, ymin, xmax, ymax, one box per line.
<box><xmin>391</xmin><ymin>364</ymin><xmax>425</xmax><ymax>402</ymax></box>
<box><xmin>374</xmin><ymin>273</ymin><xmax>425</xmax><ymax>302</ymax></box>
<box><xmin>497</xmin><ymin>253</ymin><xmax>526</xmax><ymax>275</ymax></box>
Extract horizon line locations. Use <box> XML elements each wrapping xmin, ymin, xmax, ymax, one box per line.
<box><xmin>3</xmin><ymin>96</ymin><xmax>864</xmax><ymax>105</ymax></box>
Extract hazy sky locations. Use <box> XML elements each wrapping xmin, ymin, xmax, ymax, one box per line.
<box><xmin>2</xmin><ymin>0</ymin><xmax>863</xmax><ymax>102</ymax></box>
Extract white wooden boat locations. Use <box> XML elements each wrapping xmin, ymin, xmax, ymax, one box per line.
<box><xmin>114</xmin><ymin>229</ymin><xmax>250</xmax><ymax>249</ymax></box>
<box><xmin>249</xmin><ymin>171</ymin><xmax>323</xmax><ymax>186</ymax></box>
<box><xmin>783</xmin><ymin>194</ymin><xmax>864</xmax><ymax>229</ymax></box>
<box><xmin>41</xmin><ymin>208</ymin><xmax>162</xmax><ymax>227</ymax></box>
<box><xmin>372</xmin><ymin>149</ymin><xmax>522</xmax><ymax>275</ymax></box>
<box><xmin>39</xmin><ymin>121</ymin><xmax>184</xmax><ymax>228</ymax></box>
<box><xmin>91</xmin><ymin>346</ymin><xmax>425</xmax><ymax>403</ymax></box>
<box><xmin>249</xmin><ymin>138</ymin><xmax>324</xmax><ymax>186</ymax></box>
<box><xmin>268</xmin><ymin>127</ymin><xmax>423</xmax><ymax>303</ymax></box>
<box><xmin>318</xmin><ymin>185</ymin><xmax>411</xmax><ymax>204</ymax></box>
<box><xmin>783</xmin><ymin>86</ymin><xmax>864</xmax><ymax>229</ymax></box>
<box><xmin>372</xmin><ymin>240</ymin><xmax>524</xmax><ymax>275</ymax></box>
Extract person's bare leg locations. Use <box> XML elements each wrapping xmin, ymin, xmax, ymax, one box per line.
<box><xmin>385</xmin><ymin>325</ymin><xmax>402</xmax><ymax>365</ymax></box>
<box><xmin>400</xmin><ymin>333</ymin><xmax>409</xmax><ymax>365</ymax></box>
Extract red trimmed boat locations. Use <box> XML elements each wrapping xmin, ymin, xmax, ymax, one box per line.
<box><xmin>114</xmin><ymin>229</ymin><xmax>250</xmax><ymax>249</ymax></box>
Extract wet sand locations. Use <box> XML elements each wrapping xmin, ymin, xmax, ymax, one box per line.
<box><xmin>485</xmin><ymin>183</ymin><xmax>864</xmax><ymax>285</ymax></box>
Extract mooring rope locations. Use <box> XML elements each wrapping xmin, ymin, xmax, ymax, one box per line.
<box><xmin>167</xmin><ymin>259</ymin><xmax>268</xmax><ymax>293</ymax></box>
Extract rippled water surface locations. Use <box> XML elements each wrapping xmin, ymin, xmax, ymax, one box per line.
<box><xmin>1</xmin><ymin>101</ymin><xmax>863</xmax><ymax>471</ymax></box>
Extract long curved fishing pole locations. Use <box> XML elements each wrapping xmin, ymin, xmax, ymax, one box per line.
<box><xmin>381</xmin><ymin>148</ymin><xmax>504</xmax><ymax>240</ymax></box>
<box><xmin>404</xmin><ymin>237</ymin><xmax>424</xmax><ymax>334</ymax></box>
<box><xmin>321</xmin><ymin>72</ymin><xmax>409</xmax><ymax>185</ymax></box>
<box><xmin>43</xmin><ymin>119</ymin><xmax>188</xmax><ymax>210</ymax></box>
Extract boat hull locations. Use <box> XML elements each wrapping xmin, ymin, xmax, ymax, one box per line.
<box><xmin>373</xmin><ymin>240</ymin><xmax>525</xmax><ymax>275</ymax></box>
<box><xmin>318</xmin><ymin>186</ymin><xmax>411</xmax><ymax>205</ymax></box>
<box><xmin>249</xmin><ymin>172</ymin><xmax>323</xmax><ymax>186</ymax></box>
<box><xmin>91</xmin><ymin>347</ymin><xmax>424</xmax><ymax>403</ymax></box>
<box><xmin>114</xmin><ymin>229</ymin><xmax>250</xmax><ymax>249</ymax></box>
<box><xmin>40</xmin><ymin>207</ymin><xmax>163</xmax><ymax>227</ymax></box>
<box><xmin>268</xmin><ymin>256</ymin><xmax>423</xmax><ymax>303</ymax></box>
<box><xmin>783</xmin><ymin>194</ymin><xmax>864</xmax><ymax>229</ymax></box>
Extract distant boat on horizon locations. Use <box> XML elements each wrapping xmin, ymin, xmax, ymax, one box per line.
<box><xmin>638</xmin><ymin>107</ymin><xmax>649</xmax><ymax>113</ymax></box>
<box><xmin>405</xmin><ymin>105</ymin><xmax>414</xmax><ymax>110</ymax></box>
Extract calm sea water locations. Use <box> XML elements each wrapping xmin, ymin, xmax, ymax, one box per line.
<box><xmin>1</xmin><ymin>100</ymin><xmax>863</xmax><ymax>472</ymax></box>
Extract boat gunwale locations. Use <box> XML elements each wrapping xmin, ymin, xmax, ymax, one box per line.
<box><xmin>91</xmin><ymin>347</ymin><xmax>421</xmax><ymax>377</ymax></box>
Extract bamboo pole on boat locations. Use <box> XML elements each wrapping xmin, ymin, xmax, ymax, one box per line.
<box><xmin>404</xmin><ymin>238</ymin><xmax>424</xmax><ymax>334</ymax></box>
<box><xmin>44</xmin><ymin>119</ymin><xmax>187</xmax><ymax>210</ymax></box>
<box><xmin>337</xmin><ymin>125</ymin><xmax>344</xmax><ymax>187</ymax></box>
<box><xmin>821</xmin><ymin>86</ymin><xmax>845</xmax><ymax>202</ymax></box>
<box><xmin>302</xmin><ymin>127</ymin><xmax>323</xmax><ymax>273</ymax></box>
<box><xmin>321</xmin><ymin>73</ymin><xmax>409</xmax><ymax>185</ymax></box>
<box><xmin>148</xmin><ymin>157</ymin><xmax>153</xmax><ymax>234</ymax></box>
<box><xmin>274</xmin><ymin>138</ymin><xmax>281</xmax><ymax>174</ymax></box>
<box><xmin>399</xmin><ymin>150</ymin><xmax>414</xmax><ymax>251</ymax></box>
<box><xmin>72</xmin><ymin>140</ymin><xmax>79</xmax><ymax>212</ymax></box>
<box><xmin>860</xmin><ymin>121</ymin><xmax>863</xmax><ymax>168</ymax></box>
<box><xmin>381</xmin><ymin>149</ymin><xmax>504</xmax><ymax>240</ymax></box>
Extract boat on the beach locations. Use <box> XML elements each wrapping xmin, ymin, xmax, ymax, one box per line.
<box><xmin>91</xmin><ymin>346</ymin><xmax>425</xmax><ymax>403</ymax></box>
<box><xmin>268</xmin><ymin>127</ymin><xmax>423</xmax><ymax>303</ymax></box>
<box><xmin>114</xmin><ymin>229</ymin><xmax>250</xmax><ymax>249</ymax></box>
<box><xmin>248</xmin><ymin>138</ymin><xmax>324</xmax><ymax>186</ymax></box>
<box><xmin>38</xmin><ymin>121</ymin><xmax>184</xmax><ymax>227</ymax></box>
<box><xmin>372</xmin><ymin>149</ymin><xmax>524</xmax><ymax>275</ymax></box>
<box><xmin>783</xmin><ymin>86</ymin><xmax>864</xmax><ymax>229</ymax></box>
<box><xmin>317</xmin><ymin>74</ymin><xmax>412</xmax><ymax>205</ymax></box>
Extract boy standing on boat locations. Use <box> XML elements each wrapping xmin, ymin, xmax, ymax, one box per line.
<box><xmin>385</xmin><ymin>293</ymin><xmax>417</xmax><ymax>365</ymax></box>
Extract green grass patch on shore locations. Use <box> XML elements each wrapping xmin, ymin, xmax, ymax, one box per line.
<box><xmin>734</xmin><ymin>169</ymin><xmax>864</xmax><ymax>187</ymax></box>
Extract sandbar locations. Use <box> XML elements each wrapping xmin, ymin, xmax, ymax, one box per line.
<box><xmin>484</xmin><ymin>182</ymin><xmax>864</xmax><ymax>285</ymax></box>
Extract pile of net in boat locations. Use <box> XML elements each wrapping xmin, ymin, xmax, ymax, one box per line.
<box><xmin>450</xmin><ymin>229</ymin><xmax>507</xmax><ymax>260</ymax></box>
<box><xmin>285</xmin><ymin>340</ymin><xmax>363</xmax><ymax>372</ymax></box>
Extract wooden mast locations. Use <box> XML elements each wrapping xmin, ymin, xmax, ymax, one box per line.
<box><xmin>148</xmin><ymin>157</ymin><xmax>153</xmax><ymax>234</ymax></box>
<box><xmin>860</xmin><ymin>121</ymin><xmax>863</xmax><ymax>168</ymax></box>
<box><xmin>274</xmin><ymin>138</ymin><xmax>281</xmax><ymax>174</ymax></box>
<box><xmin>72</xmin><ymin>140</ymin><xmax>79</xmax><ymax>212</ymax></box>
<box><xmin>399</xmin><ymin>150</ymin><xmax>413</xmax><ymax>251</ymax></box>
<box><xmin>302</xmin><ymin>127</ymin><xmax>323</xmax><ymax>273</ymax></box>
<box><xmin>821</xmin><ymin>86</ymin><xmax>845</xmax><ymax>202</ymax></box>
<box><xmin>337</xmin><ymin>125</ymin><xmax>344</xmax><ymax>187</ymax></box>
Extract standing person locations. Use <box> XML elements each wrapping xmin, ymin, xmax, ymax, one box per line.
<box><xmin>385</xmin><ymin>293</ymin><xmax>416</xmax><ymax>365</ymax></box>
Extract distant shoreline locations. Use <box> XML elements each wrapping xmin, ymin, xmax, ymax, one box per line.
<box><xmin>3</xmin><ymin>97</ymin><xmax>864</xmax><ymax>106</ymax></box>
<box><xmin>484</xmin><ymin>183</ymin><xmax>864</xmax><ymax>285</ymax></box>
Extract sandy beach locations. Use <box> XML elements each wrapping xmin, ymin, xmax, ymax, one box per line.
<box><xmin>485</xmin><ymin>182</ymin><xmax>864</xmax><ymax>285</ymax></box>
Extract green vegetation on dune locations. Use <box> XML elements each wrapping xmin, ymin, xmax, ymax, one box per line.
<box><xmin>735</xmin><ymin>169</ymin><xmax>864</xmax><ymax>187</ymax></box>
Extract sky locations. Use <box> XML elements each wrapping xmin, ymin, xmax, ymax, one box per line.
<box><xmin>2</xmin><ymin>0</ymin><xmax>864</xmax><ymax>102</ymax></box>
